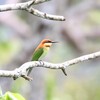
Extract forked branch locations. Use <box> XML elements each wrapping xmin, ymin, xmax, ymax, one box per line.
<box><xmin>0</xmin><ymin>51</ymin><xmax>100</xmax><ymax>81</ymax></box>
<box><xmin>0</xmin><ymin>0</ymin><xmax>65</xmax><ymax>21</ymax></box>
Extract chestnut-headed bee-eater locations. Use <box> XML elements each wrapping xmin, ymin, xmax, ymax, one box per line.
<box><xmin>28</xmin><ymin>39</ymin><xmax>67</xmax><ymax>76</ymax></box>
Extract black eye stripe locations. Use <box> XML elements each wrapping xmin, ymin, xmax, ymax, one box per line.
<box><xmin>47</xmin><ymin>41</ymin><xmax>51</xmax><ymax>43</ymax></box>
<box><xmin>44</xmin><ymin>40</ymin><xmax>52</xmax><ymax>43</ymax></box>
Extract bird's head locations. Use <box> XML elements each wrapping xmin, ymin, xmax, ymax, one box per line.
<box><xmin>41</xmin><ymin>39</ymin><xmax>58</xmax><ymax>49</ymax></box>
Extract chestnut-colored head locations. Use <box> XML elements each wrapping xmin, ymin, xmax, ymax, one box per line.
<box><xmin>36</xmin><ymin>39</ymin><xmax>58</xmax><ymax>50</ymax></box>
<box><xmin>42</xmin><ymin>39</ymin><xmax>57</xmax><ymax>47</ymax></box>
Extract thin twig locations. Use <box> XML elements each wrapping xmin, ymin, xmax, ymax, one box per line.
<box><xmin>0</xmin><ymin>51</ymin><xmax>100</xmax><ymax>80</ymax></box>
<box><xmin>0</xmin><ymin>0</ymin><xmax>65</xmax><ymax>21</ymax></box>
<box><xmin>25</xmin><ymin>8</ymin><xmax>65</xmax><ymax>21</ymax></box>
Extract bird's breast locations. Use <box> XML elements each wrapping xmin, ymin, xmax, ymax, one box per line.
<box><xmin>39</xmin><ymin>48</ymin><xmax>49</xmax><ymax>60</ymax></box>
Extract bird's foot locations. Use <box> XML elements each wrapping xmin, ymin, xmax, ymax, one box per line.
<box><xmin>38</xmin><ymin>60</ymin><xmax>44</xmax><ymax>65</ymax></box>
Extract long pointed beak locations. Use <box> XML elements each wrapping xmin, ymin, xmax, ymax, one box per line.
<box><xmin>51</xmin><ymin>41</ymin><xmax>58</xmax><ymax>43</ymax></box>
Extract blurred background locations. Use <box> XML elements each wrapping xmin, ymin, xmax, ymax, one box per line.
<box><xmin>0</xmin><ymin>0</ymin><xmax>100</xmax><ymax>100</ymax></box>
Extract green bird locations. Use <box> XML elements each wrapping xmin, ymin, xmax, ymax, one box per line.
<box><xmin>28</xmin><ymin>39</ymin><xmax>67</xmax><ymax>76</ymax></box>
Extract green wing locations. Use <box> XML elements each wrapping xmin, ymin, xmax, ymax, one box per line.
<box><xmin>31</xmin><ymin>48</ymin><xmax>44</xmax><ymax>61</ymax></box>
<box><xmin>28</xmin><ymin>48</ymin><xmax>44</xmax><ymax>75</ymax></box>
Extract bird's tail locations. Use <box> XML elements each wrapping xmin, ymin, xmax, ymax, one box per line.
<box><xmin>27</xmin><ymin>59</ymin><xmax>34</xmax><ymax>75</ymax></box>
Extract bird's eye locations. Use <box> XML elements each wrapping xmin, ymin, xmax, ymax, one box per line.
<box><xmin>42</xmin><ymin>40</ymin><xmax>52</xmax><ymax>44</ymax></box>
<box><xmin>44</xmin><ymin>40</ymin><xmax>51</xmax><ymax>43</ymax></box>
<box><xmin>47</xmin><ymin>41</ymin><xmax>51</xmax><ymax>43</ymax></box>
<box><xmin>47</xmin><ymin>40</ymin><xmax>51</xmax><ymax>43</ymax></box>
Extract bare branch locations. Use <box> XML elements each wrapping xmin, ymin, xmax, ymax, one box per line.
<box><xmin>0</xmin><ymin>0</ymin><xmax>65</xmax><ymax>21</ymax></box>
<box><xmin>0</xmin><ymin>0</ymin><xmax>49</xmax><ymax>11</ymax></box>
<box><xmin>30</xmin><ymin>0</ymin><xmax>51</xmax><ymax>5</ymax></box>
<box><xmin>0</xmin><ymin>51</ymin><xmax>100</xmax><ymax>81</ymax></box>
<box><xmin>25</xmin><ymin>8</ymin><xmax>65</xmax><ymax>21</ymax></box>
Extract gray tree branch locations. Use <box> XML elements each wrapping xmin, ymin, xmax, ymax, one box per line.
<box><xmin>0</xmin><ymin>51</ymin><xmax>100</xmax><ymax>81</ymax></box>
<box><xmin>0</xmin><ymin>0</ymin><xmax>65</xmax><ymax>21</ymax></box>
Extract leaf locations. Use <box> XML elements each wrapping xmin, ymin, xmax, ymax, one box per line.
<box><xmin>4</xmin><ymin>92</ymin><xmax>25</xmax><ymax>100</ymax></box>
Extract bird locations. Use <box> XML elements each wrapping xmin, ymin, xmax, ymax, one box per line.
<box><xmin>28</xmin><ymin>39</ymin><xmax>67</xmax><ymax>76</ymax></box>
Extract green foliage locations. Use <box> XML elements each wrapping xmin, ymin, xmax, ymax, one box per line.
<box><xmin>88</xmin><ymin>10</ymin><xmax>100</xmax><ymax>25</ymax></box>
<box><xmin>0</xmin><ymin>41</ymin><xmax>20</xmax><ymax>65</ymax></box>
<box><xmin>83</xmin><ymin>9</ymin><xmax>100</xmax><ymax>29</ymax></box>
<box><xmin>45</xmin><ymin>74</ymin><xmax>56</xmax><ymax>100</ymax></box>
<box><xmin>11</xmin><ymin>78</ymin><xmax>30</xmax><ymax>95</ymax></box>
<box><xmin>0</xmin><ymin>26</ymin><xmax>21</xmax><ymax>65</ymax></box>
<box><xmin>44</xmin><ymin>70</ymin><xmax>100</xmax><ymax>100</ymax></box>
<box><xmin>0</xmin><ymin>91</ymin><xmax>25</xmax><ymax>100</ymax></box>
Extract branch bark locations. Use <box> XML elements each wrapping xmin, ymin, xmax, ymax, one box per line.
<box><xmin>0</xmin><ymin>51</ymin><xmax>100</xmax><ymax>81</ymax></box>
<box><xmin>0</xmin><ymin>0</ymin><xmax>65</xmax><ymax>21</ymax></box>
